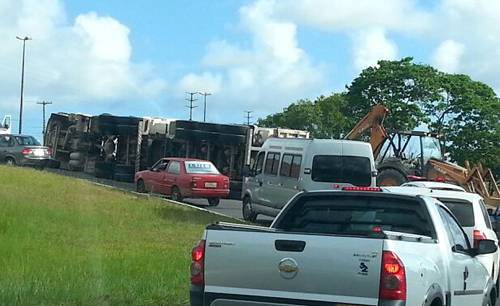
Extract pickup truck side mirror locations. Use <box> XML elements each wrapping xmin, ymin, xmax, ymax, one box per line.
<box><xmin>475</xmin><ymin>239</ymin><xmax>497</xmax><ymax>255</ymax></box>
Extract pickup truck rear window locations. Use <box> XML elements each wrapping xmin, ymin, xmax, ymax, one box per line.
<box><xmin>311</xmin><ymin>155</ymin><xmax>371</xmax><ymax>187</ymax></box>
<box><xmin>276</xmin><ymin>194</ymin><xmax>436</xmax><ymax>239</ymax></box>
<box><xmin>438</xmin><ymin>199</ymin><xmax>474</xmax><ymax>227</ymax></box>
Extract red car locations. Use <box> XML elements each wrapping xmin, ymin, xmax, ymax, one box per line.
<box><xmin>134</xmin><ymin>158</ymin><xmax>230</xmax><ymax>206</ymax></box>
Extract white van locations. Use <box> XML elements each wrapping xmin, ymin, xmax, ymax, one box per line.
<box><xmin>241</xmin><ymin>138</ymin><xmax>376</xmax><ymax>221</ymax></box>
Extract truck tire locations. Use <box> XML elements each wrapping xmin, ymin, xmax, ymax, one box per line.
<box><xmin>207</xmin><ymin>198</ymin><xmax>220</xmax><ymax>207</ymax></box>
<box><xmin>68</xmin><ymin>159</ymin><xmax>84</xmax><ymax>171</ymax></box>
<box><xmin>69</xmin><ymin>152</ymin><xmax>85</xmax><ymax>160</ymax></box>
<box><xmin>242</xmin><ymin>196</ymin><xmax>257</xmax><ymax>222</ymax></box>
<box><xmin>377</xmin><ymin>168</ymin><xmax>408</xmax><ymax>186</ymax></box>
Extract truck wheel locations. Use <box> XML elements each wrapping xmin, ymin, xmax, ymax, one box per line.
<box><xmin>68</xmin><ymin>159</ymin><xmax>84</xmax><ymax>171</ymax></box>
<box><xmin>377</xmin><ymin>169</ymin><xmax>408</xmax><ymax>186</ymax></box>
<box><xmin>207</xmin><ymin>198</ymin><xmax>220</xmax><ymax>207</ymax></box>
<box><xmin>5</xmin><ymin>157</ymin><xmax>16</xmax><ymax>166</ymax></box>
<box><xmin>171</xmin><ymin>187</ymin><xmax>183</xmax><ymax>202</ymax></box>
<box><xmin>136</xmin><ymin>179</ymin><xmax>146</xmax><ymax>193</ymax></box>
<box><xmin>242</xmin><ymin>196</ymin><xmax>257</xmax><ymax>222</ymax></box>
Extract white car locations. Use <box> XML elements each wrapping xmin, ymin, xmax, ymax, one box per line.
<box><xmin>402</xmin><ymin>181</ymin><xmax>466</xmax><ymax>192</ymax></box>
<box><xmin>387</xmin><ymin>186</ymin><xmax>500</xmax><ymax>286</ymax></box>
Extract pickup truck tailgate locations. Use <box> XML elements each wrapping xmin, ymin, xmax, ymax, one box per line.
<box><xmin>204</xmin><ymin>228</ymin><xmax>383</xmax><ymax>305</ymax></box>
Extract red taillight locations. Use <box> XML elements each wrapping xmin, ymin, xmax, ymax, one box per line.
<box><xmin>342</xmin><ymin>186</ymin><xmax>382</xmax><ymax>192</ymax></box>
<box><xmin>190</xmin><ymin>240</ymin><xmax>206</xmax><ymax>286</ymax></box>
<box><xmin>191</xmin><ymin>177</ymin><xmax>201</xmax><ymax>188</ymax></box>
<box><xmin>473</xmin><ymin>230</ymin><xmax>487</xmax><ymax>248</ymax></box>
<box><xmin>21</xmin><ymin>148</ymin><xmax>32</xmax><ymax>155</ymax></box>
<box><xmin>379</xmin><ymin>251</ymin><xmax>406</xmax><ymax>301</ymax></box>
<box><xmin>433</xmin><ymin>176</ymin><xmax>446</xmax><ymax>182</ymax></box>
<box><xmin>47</xmin><ymin>147</ymin><xmax>53</xmax><ymax>156</ymax></box>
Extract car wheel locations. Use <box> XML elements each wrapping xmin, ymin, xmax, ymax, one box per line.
<box><xmin>136</xmin><ymin>179</ymin><xmax>146</xmax><ymax>193</ymax></box>
<box><xmin>242</xmin><ymin>196</ymin><xmax>257</xmax><ymax>222</ymax></box>
<box><xmin>207</xmin><ymin>198</ymin><xmax>220</xmax><ymax>207</ymax></box>
<box><xmin>171</xmin><ymin>187</ymin><xmax>183</xmax><ymax>202</ymax></box>
<box><xmin>5</xmin><ymin>157</ymin><xmax>15</xmax><ymax>166</ymax></box>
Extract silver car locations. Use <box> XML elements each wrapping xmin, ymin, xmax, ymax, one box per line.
<box><xmin>0</xmin><ymin>134</ymin><xmax>51</xmax><ymax>168</ymax></box>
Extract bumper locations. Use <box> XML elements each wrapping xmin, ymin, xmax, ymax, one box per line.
<box><xmin>188</xmin><ymin>188</ymin><xmax>230</xmax><ymax>198</ymax></box>
<box><xmin>20</xmin><ymin>158</ymin><xmax>49</xmax><ymax>167</ymax></box>
<box><xmin>190</xmin><ymin>285</ymin><xmax>203</xmax><ymax>306</ymax></box>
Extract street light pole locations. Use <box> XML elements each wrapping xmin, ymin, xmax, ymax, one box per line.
<box><xmin>16</xmin><ymin>36</ymin><xmax>32</xmax><ymax>135</ymax></box>
<box><xmin>37</xmin><ymin>101</ymin><xmax>52</xmax><ymax>143</ymax></box>
<box><xmin>197</xmin><ymin>92</ymin><xmax>212</xmax><ymax>122</ymax></box>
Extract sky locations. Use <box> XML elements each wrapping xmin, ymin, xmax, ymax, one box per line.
<box><xmin>1</xmin><ymin>0</ymin><xmax>499</xmax><ymax>140</ymax></box>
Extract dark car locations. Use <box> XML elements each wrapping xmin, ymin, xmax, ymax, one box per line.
<box><xmin>135</xmin><ymin>158</ymin><xmax>230</xmax><ymax>206</ymax></box>
<box><xmin>0</xmin><ymin>134</ymin><xmax>52</xmax><ymax>168</ymax></box>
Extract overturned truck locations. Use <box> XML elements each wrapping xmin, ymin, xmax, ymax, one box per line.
<box><xmin>45</xmin><ymin>113</ymin><xmax>309</xmax><ymax>197</ymax></box>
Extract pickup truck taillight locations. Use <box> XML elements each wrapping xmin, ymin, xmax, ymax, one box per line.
<box><xmin>473</xmin><ymin>230</ymin><xmax>487</xmax><ymax>248</ymax></box>
<box><xmin>191</xmin><ymin>239</ymin><xmax>206</xmax><ymax>286</ymax></box>
<box><xmin>379</xmin><ymin>251</ymin><xmax>406</xmax><ymax>301</ymax></box>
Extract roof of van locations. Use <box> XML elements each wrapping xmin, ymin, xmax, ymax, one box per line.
<box><xmin>262</xmin><ymin>137</ymin><xmax>371</xmax><ymax>146</ymax></box>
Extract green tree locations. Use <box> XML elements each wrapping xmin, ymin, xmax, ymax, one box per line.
<box><xmin>425</xmin><ymin>73</ymin><xmax>500</xmax><ymax>172</ymax></box>
<box><xmin>345</xmin><ymin>57</ymin><xmax>439</xmax><ymax>131</ymax></box>
<box><xmin>258</xmin><ymin>94</ymin><xmax>350</xmax><ymax>138</ymax></box>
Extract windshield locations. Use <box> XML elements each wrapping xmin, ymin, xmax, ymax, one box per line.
<box><xmin>14</xmin><ymin>136</ymin><xmax>41</xmax><ymax>146</ymax></box>
<box><xmin>422</xmin><ymin>136</ymin><xmax>443</xmax><ymax>161</ymax></box>
<box><xmin>184</xmin><ymin>161</ymin><xmax>220</xmax><ymax>174</ymax></box>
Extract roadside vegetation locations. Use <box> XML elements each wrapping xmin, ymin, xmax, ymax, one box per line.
<box><xmin>0</xmin><ymin>166</ymin><xmax>233</xmax><ymax>305</ymax></box>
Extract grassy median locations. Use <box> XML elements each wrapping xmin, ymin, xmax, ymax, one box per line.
<box><xmin>0</xmin><ymin>166</ymin><xmax>233</xmax><ymax>305</ymax></box>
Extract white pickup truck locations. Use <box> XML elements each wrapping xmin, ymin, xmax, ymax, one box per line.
<box><xmin>190</xmin><ymin>188</ymin><xmax>498</xmax><ymax>306</ymax></box>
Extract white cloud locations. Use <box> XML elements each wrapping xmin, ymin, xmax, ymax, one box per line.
<box><xmin>432</xmin><ymin>40</ymin><xmax>465</xmax><ymax>73</ymax></box>
<box><xmin>352</xmin><ymin>29</ymin><xmax>398</xmax><ymax>70</ymax></box>
<box><xmin>272</xmin><ymin>0</ymin><xmax>432</xmax><ymax>34</ymax></box>
<box><xmin>0</xmin><ymin>0</ymin><xmax>166</xmax><ymax>114</ymax></box>
<box><xmin>177</xmin><ymin>0</ymin><xmax>325</xmax><ymax>120</ymax></box>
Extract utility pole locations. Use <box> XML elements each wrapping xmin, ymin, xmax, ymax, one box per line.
<box><xmin>197</xmin><ymin>92</ymin><xmax>212</xmax><ymax>122</ymax></box>
<box><xmin>16</xmin><ymin>36</ymin><xmax>32</xmax><ymax>135</ymax></box>
<box><xmin>244</xmin><ymin>110</ymin><xmax>253</xmax><ymax>125</ymax></box>
<box><xmin>185</xmin><ymin>92</ymin><xmax>198</xmax><ymax>121</ymax></box>
<box><xmin>37</xmin><ymin>101</ymin><xmax>52</xmax><ymax>142</ymax></box>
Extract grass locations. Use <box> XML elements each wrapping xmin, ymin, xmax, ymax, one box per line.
<box><xmin>0</xmin><ymin>166</ymin><xmax>236</xmax><ymax>305</ymax></box>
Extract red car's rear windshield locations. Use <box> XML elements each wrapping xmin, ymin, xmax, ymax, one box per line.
<box><xmin>184</xmin><ymin>161</ymin><xmax>220</xmax><ymax>174</ymax></box>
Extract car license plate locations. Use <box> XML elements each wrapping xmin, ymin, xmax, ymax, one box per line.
<box><xmin>33</xmin><ymin>149</ymin><xmax>44</xmax><ymax>157</ymax></box>
<box><xmin>205</xmin><ymin>182</ymin><xmax>217</xmax><ymax>188</ymax></box>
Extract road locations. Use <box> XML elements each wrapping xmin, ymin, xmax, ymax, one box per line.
<box><xmin>186</xmin><ymin>198</ymin><xmax>274</xmax><ymax>226</ymax></box>
<box><xmin>46</xmin><ymin>168</ymin><xmax>273</xmax><ymax>225</ymax></box>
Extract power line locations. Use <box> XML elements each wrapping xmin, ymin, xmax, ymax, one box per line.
<box><xmin>197</xmin><ymin>92</ymin><xmax>212</xmax><ymax>122</ymax></box>
<box><xmin>244</xmin><ymin>110</ymin><xmax>253</xmax><ymax>125</ymax></box>
<box><xmin>36</xmin><ymin>100</ymin><xmax>52</xmax><ymax>142</ymax></box>
<box><xmin>185</xmin><ymin>92</ymin><xmax>198</xmax><ymax>121</ymax></box>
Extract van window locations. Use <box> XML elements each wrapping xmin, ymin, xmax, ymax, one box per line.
<box><xmin>280</xmin><ymin>154</ymin><xmax>292</xmax><ymax>177</ymax></box>
<box><xmin>280</xmin><ymin>154</ymin><xmax>302</xmax><ymax>179</ymax></box>
<box><xmin>438</xmin><ymin>199</ymin><xmax>474</xmax><ymax>227</ymax></box>
<box><xmin>290</xmin><ymin>155</ymin><xmax>302</xmax><ymax>178</ymax></box>
<box><xmin>254</xmin><ymin>151</ymin><xmax>265</xmax><ymax>174</ymax></box>
<box><xmin>312</xmin><ymin>155</ymin><xmax>371</xmax><ymax>186</ymax></box>
<box><xmin>264</xmin><ymin>152</ymin><xmax>280</xmax><ymax>175</ymax></box>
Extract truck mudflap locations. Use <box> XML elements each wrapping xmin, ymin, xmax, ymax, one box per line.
<box><xmin>204</xmin><ymin>227</ymin><xmax>384</xmax><ymax>306</ymax></box>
